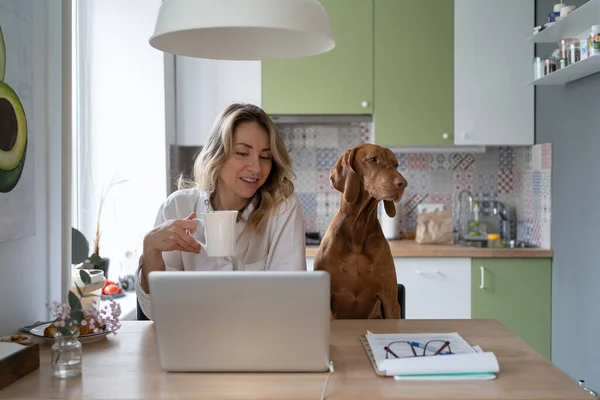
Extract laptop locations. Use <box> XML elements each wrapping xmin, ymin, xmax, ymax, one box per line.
<box><xmin>148</xmin><ymin>270</ymin><xmax>331</xmax><ymax>372</ymax></box>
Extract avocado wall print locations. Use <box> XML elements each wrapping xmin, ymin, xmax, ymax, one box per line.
<box><xmin>0</xmin><ymin>0</ymin><xmax>35</xmax><ymax>243</ymax></box>
<box><xmin>0</xmin><ymin>81</ymin><xmax>27</xmax><ymax>193</ymax></box>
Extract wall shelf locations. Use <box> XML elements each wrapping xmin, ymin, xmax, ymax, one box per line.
<box><xmin>528</xmin><ymin>54</ymin><xmax>600</xmax><ymax>85</ymax></box>
<box><xmin>527</xmin><ymin>0</ymin><xmax>600</xmax><ymax>43</ymax></box>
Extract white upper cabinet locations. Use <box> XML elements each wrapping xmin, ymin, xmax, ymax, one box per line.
<box><xmin>454</xmin><ymin>0</ymin><xmax>534</xmax><ymax>146</ymax></box>
<box><xmin>174</xmin><ymin>57</ymin><xmax>262</xmax><ymax>146</ymax></box>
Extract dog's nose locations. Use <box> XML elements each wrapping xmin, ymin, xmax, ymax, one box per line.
<box><xmin>394</xmin><ymin>177</ymin><xmax>407</xmax><ymax>188</ymax></box>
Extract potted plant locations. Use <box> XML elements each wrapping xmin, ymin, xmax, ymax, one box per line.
<box><xmin>86</xmin><ymin>221</ymin><xmax>110</xmax><ymax>279</ymax></box>
<box><xmin>82</xmin><ymin>174</ymin><xmax>127</xmax><ymax>278</ymax></box>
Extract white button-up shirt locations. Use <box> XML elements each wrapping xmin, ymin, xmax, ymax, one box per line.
<box><xmin>136</xmin><ymin>188</ymin><xmax>307</xmax><ymax>319</ymax></box>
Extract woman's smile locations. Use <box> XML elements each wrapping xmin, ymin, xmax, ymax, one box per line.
<box><xmin>240</xmin><ymin>176</ymin><xmax>260</xmax><ymax>188</ymax></box>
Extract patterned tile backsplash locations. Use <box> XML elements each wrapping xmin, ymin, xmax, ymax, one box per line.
<box><xmin>279</xmin><ymin>122</ymin><xmax>552</xmax><ymax>248</ymax></box>
<box><xmin>520</xmin><ymin>144</ymin><xmax>552</xmax><ymax>248</ymax></box>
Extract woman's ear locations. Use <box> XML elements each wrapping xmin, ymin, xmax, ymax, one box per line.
<box><xmin>330</xmin><ymin>148</ymin><xmax>359</xmax><ymax>204</ymax></box>
<box><xmin>384</xmin><ymin>200</ymin><xmax>396</xmax><ymax>218</ymax></box>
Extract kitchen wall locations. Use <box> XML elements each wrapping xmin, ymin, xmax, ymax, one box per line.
<box><xmin>0</xmin><ymin>0</ymin><xmax>67</xmax><ymax>336</ymax></box>
<box><xmin>171</xmin><ymin>122</ymin><xmax>552</xmax><ymax>247</ymax></box>
<box><xmin>536</xmin><ymin>0</ymin><xmax>600</xmax><ymax>390</ymax></box>
<box><xmin>278</xmin><ymin>121</ymin><xmax>552</xmax><ymax>248</ymax></box>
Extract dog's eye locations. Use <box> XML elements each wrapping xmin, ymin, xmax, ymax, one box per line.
<box><xmin>394</xmin><ymin>164</ymin><xmax>399</xmax><ymax>169</ymax></box>
<box><xmin>368</xmin><ymin>157</ymin><xmax>377</xmax><ymax>163</ymax></box>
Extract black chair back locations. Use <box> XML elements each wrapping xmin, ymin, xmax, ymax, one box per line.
<box><xmin>137</xmin><ymin>299</ymin><xmax>150</xmax><ymax>321</ymax></box>
<box><xmin>397</xmin><ymin>283</ymin><xmax>406</xmax><ymax>319</ymax></box>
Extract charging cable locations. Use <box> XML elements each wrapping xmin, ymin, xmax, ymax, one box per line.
<box><xmin>320</xmin><ymin>361</ymin><xmax>335</xmax><ymax>400</ymax></box>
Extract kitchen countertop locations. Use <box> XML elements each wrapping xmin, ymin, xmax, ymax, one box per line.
<box><xmin>306</xmin><ymin>239</ymin><xmax>553</xmax><ymax>258</ymax></box>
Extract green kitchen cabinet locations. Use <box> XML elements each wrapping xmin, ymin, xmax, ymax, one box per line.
<box><xmin>261</xmin><ymin>0</ymin><xmax>373</xmax><ymax>115</ymax></box>
<box><xmin>471</xmin><ymin>258</ymin><xmax>552</xmax><ymax>360</ymax></box>
<box><xmin>373</xmin><ymin>0</ymin><xmax>454</xmax><ymax>146</ymax></box>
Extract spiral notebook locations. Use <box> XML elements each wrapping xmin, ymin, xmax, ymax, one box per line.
<box><xmin>360</xmin><ymin>331</ymin><xmax>499</xmax><ymax>380</ymax></box>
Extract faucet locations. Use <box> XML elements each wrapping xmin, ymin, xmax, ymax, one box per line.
<box><xmin>488</xmin><ymin>200</ymin><xmax>512</xmax><ymax>242</ymax></box>
<box><xmin>491</xmin><ymin>201</ymin><xmax>508</xmax><ymax>219</ymax></box>
<box><xmin>455</xmin><ymin>189</ymin><xmax>474</xmax><ymax>242</ymax></box>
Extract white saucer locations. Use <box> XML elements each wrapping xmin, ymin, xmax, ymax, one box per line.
<box><xmin>29</xmin><ymin>323</ymin><xmax>111</xmax><ymax>344</ymax></box>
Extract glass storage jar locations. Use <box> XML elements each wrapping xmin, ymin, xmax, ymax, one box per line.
<box><xmin>487</xmin><ymin>233</ymin><xmax>501</xmax><ymax>248</ymax></box>
<box><xmin>568</xmin><ymin>41</ymin><xmax>580</xmax><ymax>65</ymax></box>
<box><xmin>543</xmin><ymin>57</ymin><xmax>556</xmax><ymax>75</ymax></box>
<box><xmin>558</xmin><ymin>38</ymin><xmax>577</xmax><ymax>61</ymax></box>
<box><xmin>533</xmin><ymin>57</ymin><xmax>544</xmax><ymax>79</ymax></box>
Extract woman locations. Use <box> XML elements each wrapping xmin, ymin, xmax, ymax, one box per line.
<box><xmin>136</xmin><ymin>103</ymin><xmax>307</xmax><ymax>319</ymax></box>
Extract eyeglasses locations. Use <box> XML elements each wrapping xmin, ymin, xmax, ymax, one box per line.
<box><xmin>384</xmin><ymin>340</ymin><xmax>453</xmax><ymax>359</ymax></box>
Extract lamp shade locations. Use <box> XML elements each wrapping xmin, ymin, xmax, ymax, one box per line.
<box><xmin>149</xmin><ymin>0</ymin><xmax>335</xmax><ymax>60</ymax></box>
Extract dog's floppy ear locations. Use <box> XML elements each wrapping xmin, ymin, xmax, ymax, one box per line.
<box><xmin>384</xmin><ymin>200</ymin><xmax>396</xmax><ymax>218</ymax></box>
<box><xmin>330</xmin><ymin>148</ymin><xmax>359</xmax><ymax>204</ymax></box>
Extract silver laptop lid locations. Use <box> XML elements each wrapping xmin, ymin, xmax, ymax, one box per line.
<box><xmin>148</xmin><ymin>270</ymin><xmax>331</xmax><ymax>372</ymax></box>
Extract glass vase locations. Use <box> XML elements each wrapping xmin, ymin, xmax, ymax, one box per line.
<box><xmin>51</xmin><ymin>331</ymin><xmax>83</xmax><ymax>378</ymax></box>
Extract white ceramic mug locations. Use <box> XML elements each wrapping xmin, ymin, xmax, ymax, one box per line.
<box><xmin>194</xmin><ymin>210</ymin><xmax>238</xmax><ymax>257</ymax></box>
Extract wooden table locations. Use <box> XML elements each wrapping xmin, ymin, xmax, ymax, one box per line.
<box><xmin>0</xmin><ymin>320</ymin><xmax>589</xmax><ymax>399</ymax></box>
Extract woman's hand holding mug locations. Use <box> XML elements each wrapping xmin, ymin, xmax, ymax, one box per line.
<box><xmin>143</xmin><ymin>212</ymin><xmax>201</xmax><ymax>254</ymax></box>
<box><xmin>140</xmin><ymin>212</ymin><xmax>201</xmax><ymax>294</ymax></box>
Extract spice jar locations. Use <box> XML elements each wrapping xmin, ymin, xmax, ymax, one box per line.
<box><xmin>557</xmin><ymin>38</ymin><xmax>577</xmax><ymax>68</ymax></box>
<box><xmin>533</xmin><ymin>57</ymin><xmax>544</xmax><ymax>79</ymax></box>
<box><xmin>543</xmin><ymin>57</ymin><xmax>556</xmax><ymax>75</ymax></box>
<box><xmin>568</xmin><ymin>41</ymin><xmax>580</xmax><ymax>65</ymax></box>
<box><xmin>558</xmin><ymin>38</ymin><xmax>577</xmax><ymax>60</ymax></box>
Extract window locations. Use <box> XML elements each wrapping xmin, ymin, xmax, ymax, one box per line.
<box><xmin>71</xmin><ymin>0</ymin><xmax>167</xmax><ymax>289</ymax></box>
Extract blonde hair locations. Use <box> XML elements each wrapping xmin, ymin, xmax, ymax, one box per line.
<box><xmin>179</xmin><ymin>103</ymin><xmax>295</xmax><ymax>232</ymax></box>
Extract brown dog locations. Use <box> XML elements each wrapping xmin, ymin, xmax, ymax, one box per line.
<box><xmin>314</xmin><ymin>144</ymin><xmax>407</xmax><ymax>319</ymax></box>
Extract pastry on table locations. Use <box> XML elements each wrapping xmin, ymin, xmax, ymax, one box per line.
<box><xmin>43</xmin><ymin>316</ymin><xmax>106</xmax><ymax>337</ymax></box>
<box><xmin>0</xmin><ymin>334</ymin><xmax>30</xmax><ymax>343</ymax></box>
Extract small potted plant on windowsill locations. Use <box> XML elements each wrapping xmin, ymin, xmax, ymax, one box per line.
<box><xmin>81</xmin><ymin>174</ymin><xmax>127</xmax><ymax>279</ymax></box>
<box><xmin>86</xmin><ymin>223</ymin><xmax>110</xmax><ymax>279</ymax></box>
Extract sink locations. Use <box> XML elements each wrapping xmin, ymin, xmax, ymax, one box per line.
<box><xmin>505</xmin><ymin>240</ymin><xmax>538</xmax><ymax>249</ymax></box>
<box><xmin>455</xmin><ymin>239</ymin><xmax>487</xmax><ymax>248</ymax></box>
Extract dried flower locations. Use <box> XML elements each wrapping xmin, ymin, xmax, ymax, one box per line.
<box><xmin>89</xmin><ymin>173</ymin><xmax>127</xmax><ymax>264</ymax></box>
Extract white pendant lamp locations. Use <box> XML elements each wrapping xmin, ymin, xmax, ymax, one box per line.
<box><xmin>149</xmin><ymin>0</ymin><xmax>335</xmax><ymax>60</ymax></box>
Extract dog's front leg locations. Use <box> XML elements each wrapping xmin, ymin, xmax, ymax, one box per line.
<box><xmin>381</xmin><ymin>296</ymin><xmax>401</xmax><ymax>319</ymax></box>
